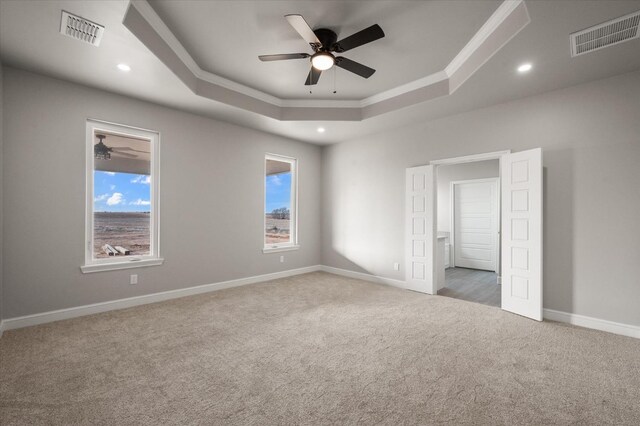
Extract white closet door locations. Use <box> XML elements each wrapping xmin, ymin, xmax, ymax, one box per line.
<box><xmin>405</xmin><ymin>165</ymin><xmax>437</xmax><ymax>294</ymax></box>
<box><xmin>501</xmin><ymin>148</ymin><xmax>543</xmax><ymax>321</ymax></box>
<box><xmin>453</xmin><ymin>179</ymin><xmax>498</xmax><ymax>271</ymax></box>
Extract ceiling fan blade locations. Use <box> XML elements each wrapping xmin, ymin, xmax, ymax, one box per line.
<box><xmin>112</xmin><ymin>147</ymin><xmax>149</xmax><ymax>154</ymax></box>
<box><xmin>259</xmin><ymin>53</ymin><xmax>310</xmax><ymax>62</ymax></box>
<box><xmin>305</xmin><ymin>67</ymin><xmax>322</xmax><ymax>85</ymax></box>
<box><xmin>112</xmin><ymin>151</ymin><xmax>138</xmax><ymax>158</ymax></box>
<box><xmin>333</xmin><ymin>24</ymin><xmax>385</xmax><ymax>53</ymax></box>
<box><xmin>285</xmin><ymin>14</ymin><xmax>321</xmax><ymax>48</ymax></box>
<box><xmin>335</xmin><ymin>57</ymin><xmax>376</xmax><ymax>78</ymax></box>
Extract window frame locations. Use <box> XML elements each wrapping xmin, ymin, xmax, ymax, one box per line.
<box><xmin>81</xmin><ymin>119</ymin><xmax>163</xmax><ymax>273</ymax></box>
<box><xmin>263</xmin><ymin>153</ymin><xmax>299</xmax><ymax>253</ymax></box>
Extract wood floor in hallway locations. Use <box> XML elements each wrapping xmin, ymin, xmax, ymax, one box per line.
<box><xmin>438</xmin><ymin>267</ymin><xmax>501</xmax><ymax>307</ymax></box>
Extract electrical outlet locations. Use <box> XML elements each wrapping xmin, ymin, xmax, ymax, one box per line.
<box><xmin>280</xmin><ymin>255</ymin><xmax>285</xmax><ymax>263</ymax></box>
<box><xmin>130</xmin><ymin>274</ymin><xmax>138</xmax><ymax>285</ymax></box>
<box><xmin>393</xmin><ymin>262</ymin><xmax>400</xmax><ymax>271</ymax></box>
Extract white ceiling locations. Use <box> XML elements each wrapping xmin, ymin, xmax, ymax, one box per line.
<box><xmin>1</xmin><ymin>0</ymin><xmax>639</xmax><ymax>145</ymax></box>
<box><xmin>147</xmin><ymin>0</ymin><xmax>501</xmax><ymax>100</ymax></box>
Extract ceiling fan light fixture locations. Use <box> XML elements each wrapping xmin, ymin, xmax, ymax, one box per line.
<box><xmin>311</xmin><ymin>52</ymin><xmax>335</xmax><ymax>71</ymax></box>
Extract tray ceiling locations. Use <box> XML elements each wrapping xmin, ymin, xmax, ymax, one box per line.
<box><xmin>1</xmin><ymin>0</ymin><xmax>639</xmax><ymax>144</ymax></box>
<box><xmin>123</xmin><ymin>0</ymin><xmax>532</xmax><ymax>120</ymax></box>
<box><xmin>147</xmin><ymin>0</ymin><xmax>502</xmax><ymax>100</ymax></box>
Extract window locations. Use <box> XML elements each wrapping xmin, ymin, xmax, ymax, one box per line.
<box><xmin>82</xmin><ymin>120</ymin><xmax>162</xmax><ymax>273</ymax></box>
<box><xmin>264</xmin><ymin>154</ymin><xmax>298</xmax><ymax>252</ymax></box>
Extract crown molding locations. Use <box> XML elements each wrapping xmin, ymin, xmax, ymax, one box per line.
<box><xmin>124</xmin><ymin>0</ymin><xmax>530</xmax><ymax>121</ymax></box>
<box><xmin>129</xmin><ymin>0</ymin><xmax>283</xmax><ymax>107</ymax></box>
<box><xmin>360</xmin><ymin>70</ymin><xmax>449</xmax><ymax>107</ymax></box>
<box><xmin>446</xmin><ymin>0</ymin><xmax>526</xmax><ymax>77</ymax></box>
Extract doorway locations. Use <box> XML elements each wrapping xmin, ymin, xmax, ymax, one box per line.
<box><xmin>404</xmin><ymin>149</ymin><xmax>543</xmax><ymax>320</ymax></box>
<box><xmin>438</xmin><ymin>163</ymin><xmax>500</xmax><ymax>307</ymax></box>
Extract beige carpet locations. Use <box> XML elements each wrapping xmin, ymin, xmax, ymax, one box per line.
<box><xmin>1</xmin><ymin>272</ymin><xmax>639</xmax><ymax>425</ymax></box>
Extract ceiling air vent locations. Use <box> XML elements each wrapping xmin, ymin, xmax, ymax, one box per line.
<box><xmin>570</xmin><ymin>10</ymin><xmax>640</xmax><ymax>57</ymax></box>
<box><xmin>59</xmin><ymin>10</ymin><xmax>105</xmax><ymax>47</ymax></box>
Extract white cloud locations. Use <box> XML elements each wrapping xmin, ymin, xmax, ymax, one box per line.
<box><xmin>268</xmin><ymin>175</ymin><xmax>282</xmax><ymax>186</ymax></box>
<box><xmin>94</xmin><ymin>193</ymin><xmax>109</xmax><ymax>202</ymax></box>
<box><xmin>130</xmin><ymin>199</ymin><xmax>151</xmax><ymax>206</ymax></box>
<box><xmin>106</xmin><ymin>193</ymin><xmax>124</xmax><ymax>206</ymax></box>
<box><xmin>104</xmin><ymin>172</ymin><xmax>116</xmax><ymax>176</ymax></box>
<box><xmin>131</xmin><ymin>175</ymin><xmax>151</xmax><ymax>184</ymax></box>
<box><xmin>110</xmin><ymin>185</ymin><xmax>116</xmax><ymax>191</ymax></box>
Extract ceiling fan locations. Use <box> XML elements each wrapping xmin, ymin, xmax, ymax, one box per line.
<box><xmin>94</xmin><ymin>134</ymin><xmax>146</xmax><ymax>160</ymax></box>
<box><xmin>259</xmin><ymin>14</ymin><xmax>385</xmax><ymax>85</ymax></box>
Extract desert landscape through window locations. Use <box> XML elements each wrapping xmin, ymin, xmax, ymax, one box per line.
<box><xmin>93</xmin><ymin>131</ymin><xmax>152</xmax><ymax>258</ymax></box>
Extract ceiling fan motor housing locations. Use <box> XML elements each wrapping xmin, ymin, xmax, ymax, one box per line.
<box><xmin>313</xmin><ymin>28</ymin><xmax>338</xmax><ymax>52</ymax></box>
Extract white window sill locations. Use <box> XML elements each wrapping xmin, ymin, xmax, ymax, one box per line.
<box><xmin>81</xmin><ymin>258</ymin><xmax>164</xmax><ymax>274</ymax></box>
<box><xmin>262</xmin><ymin>245</ymin><xmax>300</xmax><ymax>254</ymax></box>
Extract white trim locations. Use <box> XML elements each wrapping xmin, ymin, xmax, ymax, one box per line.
<box><xmin>80</xmin><ymin>258</ymin><xmax>165</xmax><ymax>274</ymax></box>
<box><xmin>321</xmin><ymin>266</ymin><xmax>640</xmax><ymax>339</ymax></box>
<box><xmin>1</xmin><ymin>265</ymin><xmax>322</xmax><ymax>332</ymax></box>
<box><xmin>264</xmin><ymin>153</ymin><xmax>298</xmax><ymax>251</ymax></box>
<box><xmin>446</xmin><ymin>1</ymin><xmax>530</xmax><ymax>95</ymax></box>
<box><xmin>127</xmin><ymin>1</ymin><xmax>200</xmax><ymax>78</ymax></box>
<box><xmin>319</xmin><ymin>265</ymin><xmax>407</xmax><ymax>289</ymax></box>
<box><xmin>262</xmin><ymin>245</ymin><xmax>300</xmax><ymax>254</ymax></box>
<box><xmin>279</xmin><ymin>99</ymin><xmax>363</xmax><ymax>108</ymax></box>
<box><xmin>125</xmin><ymin>0</ymin><xmax>530</xmax><ymax>118</ymax></box>
<box><xmin>446</xmin><ymin>0</ymin><xmax>526</xmax><ymax>76</ymax></box>
<box><xmin>432</xmin><ymin>151</ymin><xmax>507</xmax><ymax>283</ymax></box>
<box><xmin>430</xmin><ymin>150</ymin><xmax>511</xmax><ymax>165</ymax></box>
<box><xmin>129</xmin><ymin>0</ymin><xmax>283</xmax><ymax>107</ymax></box>
<box><xmin>449</xmin><ymin>177</ymin><xmax>499</xmax><ymax>185</ymax></box>
<box><xmin>543</xmin><ymin>309</ymin><xmax>640</xmax><ymax>340</ymax></box>
<box><xmin>360</xmin><ymin>71</ymin><xmax>449</xmax><ymax>107</ymax></box>
<box><xmin>84</xmin><ymin>120</ymin><xmax>161</xmax><ymax>271</ymax></box>
<box><xmin>2</xmin><ymin>266</ymin><xmax>638</xmax><ymax>341</ymax></box>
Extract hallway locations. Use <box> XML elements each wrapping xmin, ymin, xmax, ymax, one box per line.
<box><xmin>438</xmin><ymin>267</ymin><xmax>500</xmax><ymax>308</ymax></box>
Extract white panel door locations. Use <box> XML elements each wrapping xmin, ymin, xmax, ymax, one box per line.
<box><xmin>501</xmin><ymin>148</ymin><xmax>543</xmax><ymax>321</ymax></box>
<box><xmin>453</xmin><ymin>179</ymin><xmax>498</xmax><ymax>271</ymax></box>
<box><xmin>405</xmin><ymin>165</ymin><xmax>437</xmax><ymax>294</ymax></box>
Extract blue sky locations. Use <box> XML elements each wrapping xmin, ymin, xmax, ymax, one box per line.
<box><xmin>94</xmin><ymin>171</ymin><xmax>151</xmax><ymax>212</ymax></box>
<box><xmin>265</xmin><ymin>172</ymin><xmax>291</xmax><ymax>213</ymax></box>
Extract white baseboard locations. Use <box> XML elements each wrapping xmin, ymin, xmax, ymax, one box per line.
<box><xmin>543</xmin><ymin>308</ymin><xmax>640</xmax><ymax>339</ymax></box>
<box><xmin>1</xmin><ymin>265</ymin><xmax>638</xmax><ymax>341</ymax></box>
<box><xmin>320</xmin><ymin>266</ymin><xmax>639</xmax><ymax>339</ymax></box>
<box><xmin>319</xmin><ymin>265</ymin><xmax>407</xmax><ymax>288</ymax></box>
<box><xmin>1</xmin><ymin>265</ymin><xmax>322</xmax><ymax>332</ymax></box>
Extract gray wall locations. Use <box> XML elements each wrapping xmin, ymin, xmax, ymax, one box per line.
<box><xmin>436</xmin><ymin>160</ymin><xmax>499</xmax><ymax>233</ymax></box>
<box><xmin>322</xmin><ymin>70</ymin><xmax>640</xmax><ymax>327</ymax></box>
<box><xmin>2</xmin><ymin>67</ymin><xmax>322</xmax><ymax>319</ymax></box>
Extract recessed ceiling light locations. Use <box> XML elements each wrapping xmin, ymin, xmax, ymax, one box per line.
<box><xmin>117</xmin><ymin>63</ymin><xmax>131</xmax><ymax>72</ymax></box>
<box><xmin>317</xmin><ymin>127</ymin><xmax>326</xmax><ymax>133</ymax></box>
<box><xmin>517</xmin><ymin>63</ymin><xmax>532</xmax><ymax>73</ymax></box>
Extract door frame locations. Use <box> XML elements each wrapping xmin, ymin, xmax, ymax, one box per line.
<box><xmin>450</xmin><ymin>177</ymin><xmax>500</xmax><ymax>273</ymax></box>
<box><xmin>430</xmin><ymin>150</ymin><xmax>509</xmax><ymax>282</ymax></box>
<box><xmin>405</xmin><ymin>149</ymin><xmax>544</xmax><ymax>321</ymax></box>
